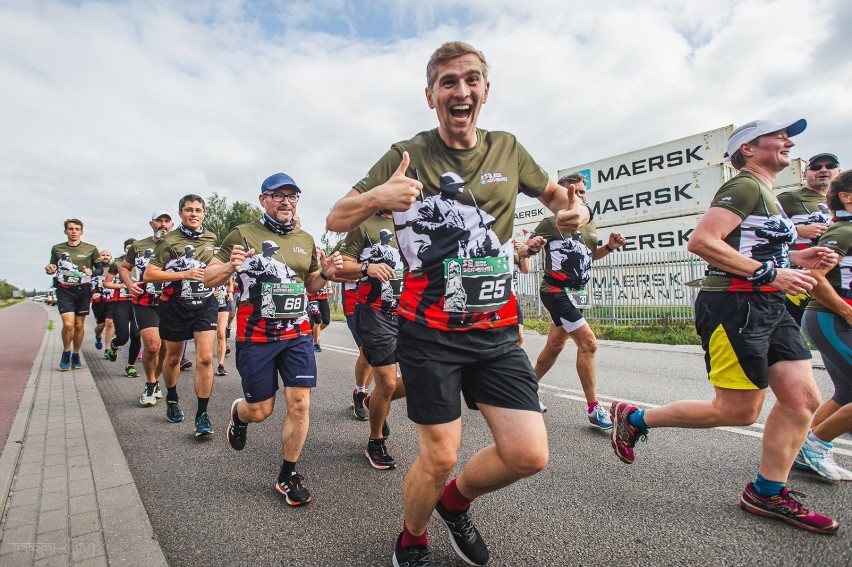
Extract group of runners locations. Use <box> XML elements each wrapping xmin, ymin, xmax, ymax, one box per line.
<box><xmin>43</xmin><ymin>41</ymin><xmax>850</xmax><ymax>566</ymax></box>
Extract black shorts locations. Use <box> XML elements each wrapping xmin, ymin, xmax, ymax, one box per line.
<box><xmin>235</xmin><ymin>337</ymin><xmax>317</xmax><ymax>403</ymax></box>
<box><xmin>158</xmin><ymin>296</ymin><xmax>218</xmax><ymax>342</ymax></box>
<box><xmin>91</xmin><ymin>302</ymin><xmax>113</xmax><ymax>324</ymax></box>
<box><xmin>346</xmin><ymin>314</ymin><xmax>364</xmax><ymax>348</ymax></box>
<box><xmin>695</xmin><ymin>291</ymin><xmax>811</xmax><ymax>390</ymax></box>
<box><xmin>56</xmin><ymin>285</ymin><xmax>91</xmax><ymax>316</ymax></box>
<box><xmin>354</xmin><ymin>304</ymin><xmax>397</xmax><ymax>367</ymax></box>
<box><xmin>396</xmin><ymin>318</ymin><xmax>539</xmax><ymax>425</ymax></box>
<box><xmin>309</xmin><ymin>298</ymin><xmax>331</xmax><ymax>326</ymax></box>
<box><xmin>540</xmin><ymin>289</ymin><xmax>586</xmax><ymax>333</ymax></box>
<box><xmin>133</xmin><ymin>304</ymin><xmax>159</xmax><ymax>331</ymax></box>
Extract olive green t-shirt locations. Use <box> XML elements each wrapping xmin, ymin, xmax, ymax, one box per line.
<box><xmin>149</xmin><ymin>228</ymin><xmax>218</xmax><ymax>304</ymax></box>
<box><xmin>339</xmin><ymin>213</ymin><xmax>401</xmax><ymax>314</ymax></box>
<box><xmin>531</xmin><ymin>216</ymin><xmax>598</xmax><ymax>292</ymax></box>
<box><xmin>806</xmin><ymin>215</ymin><xmax>852</xmax><ymax>313</ymax></box>
<box><xmin>49</xmin><ymin>241</ymin><xmax>100</xmax><ymax>288</ymax></box>
<box><xmin>353</xmin><ymin>128</ymin><xmax>549</xmax><ymax>331</ymax></box>
<box><xmin>125</xmin><ymin>235</ymin><xmax>161</xmax><ymax>306</ymax></box>
<box><xmin>701</xmin><ymin>172</ymin><xmax>796</xmax><ymax>293</ymax></box>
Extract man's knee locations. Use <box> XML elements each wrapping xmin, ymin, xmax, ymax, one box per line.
<box><xmin>503</xmin><ymin>444</ymin><xmax>549</xmax><ymax>477</ymax></box>
<box><xmin>420</xmin><ymin>446</ymin><xmax>458</xmax><ymax>479</ymax></box>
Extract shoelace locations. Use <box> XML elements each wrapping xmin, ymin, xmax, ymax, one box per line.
<box><xmin>447</xmin><ymin>509</ymin><xmax>478</xmax><ymax>542</ymax></box>
<box><xmin>287</xmin><ymin>473</ymin><xmax>305</xmax><ymax>491</ymax></box>
<box><xmin>768</xmin><ymin>489</ymin><xmax>809</xmax><ymax>516</ymax></box>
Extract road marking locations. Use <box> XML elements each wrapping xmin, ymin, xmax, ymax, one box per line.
<box><xmin>542</xmin><ymin>383</ymin><xmax>852</xmax><ymax>458</ymax></box>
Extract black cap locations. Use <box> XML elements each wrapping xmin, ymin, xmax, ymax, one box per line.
<box><xmin>807</xmin><ymin>153</ymin><xmax>839</xmax><ymax>166</ymax></box>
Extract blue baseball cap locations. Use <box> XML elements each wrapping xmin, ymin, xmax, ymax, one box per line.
<box><xmin>261</xmin><ymin>172</ymin><xmax>301</xmax><ymax>194</ymax></box>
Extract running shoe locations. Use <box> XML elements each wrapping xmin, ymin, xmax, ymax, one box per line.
<box><xmin>59</xmin><ymin>351</ymin><xmax>71</xmax><ymax>372</ymax></box>
<box><xmin>275</xmin><ymin>472</ymin><xmax>312</xmax><ymax>506</ymax></box>
<box><xmin>194</xmin><ymin>412</ymin><xmax>214</xmax><ymax>437</ymax></box>
<box><xmin>107</xmin><ymin>342</ymin><xmax>118</xmax><ymax>363</ymax></box>
<box><xmin>227</xmin><ymin>398</ymin><xmax>247</xmax><ymax>451</ymax></box>
<box><xmin>353</xmin><ymin>389</ymin><xmax>368</xmax><ymax>421</ymax></box>
<box><xmin>166</xmin><ymin>401</ymin><xmax>184</xmax><ymax>423</ymax></box>
<box><xmin>95</xmin><ymin>336</ymin><xmax>103</xmax><ymax>350</ymax></box>
<box><xmin>152</xmin><ymin>384</ymin><xmax>163</xmax><ymax>399</ymax></box>
<box><xmin>796</xmin><ymin>436</ymin><xmax>852</xmax><ymax>481</ymax></box>
<box><xmin>216</xmin><ymin>364</ymin><xmax>227</xmax><ymax>376</ymax></box>
<box><xmin>432</xmin><ymin>501</ymin><xmax>489</xmax><ymax>566</ymax></box>
<box><xmin>103</xmin><ymin>350</ymin><xmax>110</xmax><ymax>360</ymax></box>
<box><xmin>365</xmin><ymin>439</ymin><xmax>396</xmax><ymax>469</ymax></box>
<box><xmin>225</xmin><ymin>347</ymin><xmax>231</xmax><ymax>356</ymax></box>
<box><xmin>139</xmin><ymin>387</ymin><xmax>157</xmax><ymax>407</ymax></box>
<box><xmin>71</xmin><ymin>353</ymin><xmax>82</xmax><ymax>370</ymax></box>
<box><xmin>313</xmin><ymin>343</ymin><xmax>322</xmax><ymax>353</ymax></box>
<box><xmin>610</xmin><ymin>401</ymin><xmax>647</xmax><ymax>464</ymax></box>
<box><xmin>180</xmin><ymin>358</ymin><xmax>193</xmax><ymax>371</ymax></box>
<box><xmin>225</xmin><ymin>327</ymin><xmax>231</xmax><ymax>338</ymax></box>
<box><xmin>124</xmin><ymin>365</ymin><xmax>139</xmax><ymax>378</ymax></box>
<box><xmin>739</xmin><ymin>483</ymin><xmax>839</xmax><ymax>534</ymax></box>
<box><xmin>393</xmin><ymin>533</ymin><xmax>431</xmax><ymax>567</ymax></box>
<box><xmin>539</xmin><ymin>399</ymin><xmax>547</xmax><ymax>413</ymax></box>
<box><xmin>588</xmin><ymin>403</ymin><xmax>613</xmax><ymax>431</ymax></box>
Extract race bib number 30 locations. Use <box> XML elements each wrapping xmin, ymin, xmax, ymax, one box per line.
<box><xmin>261</xmin><ymin>282</ymin><xmax>306</xmax><ymax>319</ymax></box>
<box><xmin>443</xmin><ymin>257</ymin><xmax>511</xmax><ymax>313</ymax></box>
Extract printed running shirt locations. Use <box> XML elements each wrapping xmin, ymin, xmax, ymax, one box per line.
<box><xmin>531</xmin><ymin>216</ymin><xmax>598</xmax><ymax>293</ymax></box>
<box><xmin>806</xmin><ymin>212</ymin><xmax>852</xmax><ymax>313</ymax></box>
<box><xmin>701</xmin><ymin>172</ymin><xmax>796</xmax><ymax>293</ymax></box>
<box><xmin>340</xmin><ymin>214</ymin><xmax>402</xmax><ymax>314</ymax></box>
<box><xmin>354</xmin><ymin>128</ymin><xmax>550</xmax><ymax>331</ymax></box>
<box><xmin>108</xmin><ymin>256</ymin><xmax>131</xmax><ymax>301</ymax></box>
<box><xmin>125</xmin><ymin>235</ymin><xmax>164</xmax><ymax>307</ymax></box>
<box><xmin>216</xmin><ymin>220</ymin><xmax>319</xmax><ymax>342</ymax></box>
<box><xmin>49</xmin><ymin>241</ymin><xmax>100</xmax><ymax>288</ymax></box>
<box><xmin>149</xmin><ymin>229</ymin><xmax>218</xmax><ymax>305</ymax></box>
<box><xmin>777</xmin><ymin>187</ymin><xmax>831</xmax><ymax>249</ymax></box>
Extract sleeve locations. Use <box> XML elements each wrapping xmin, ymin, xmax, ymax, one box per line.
<box><xmin>215</xmin><ymin>229</ymin><xmax>242</xmax><ymax>263</ymax></box>
<box><xmin>776</xmin><ymin>191</ymin><xmax>795</xmax><ymax>217</ymax></box>
<box><xmin>308</xmin><ymin>237</ymin><xmax>320</xmax><ymax>274</ymax></box>
<box><xmin>515</xmin><ymin>139</ymin><xmax>550</xmax><ymax>199</ymax></box>
<box><xmin>816</xmin><ymin>224</ymin><xmax>852</xmax><ymax>256</ymax></box>
<box><xmin>48</xmin><ymin>245</ymin><xmax>59</xmax><ymax>265</ymax></box>
<box><xmin>708</xmin><ymin>175</ymin><xmax>760</xmax><ymax>220</ymax></box>
<box><xmin>353</xmin><ymin>146</ymin><xmax>406</xmax><ymax>194</ymax></box>
<box><xmin>125</xmin><ymin>243</ymin><xmax>137</xmax><ymax>264</ymax></box>
<box><xmin>339</xmin><ymin>227</ymin><xmax>367</xmax><ymax>260</ymax></box>
<box><xmin>150</xmin><ymin>238</ymin><xmax>171</xmax><ymax>268</ymax></box>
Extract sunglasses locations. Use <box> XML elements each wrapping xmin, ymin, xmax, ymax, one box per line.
<box><xmin>808</xmin><ymin>163</ymin><xmax>839</xmax><ymax>172</ymax></box>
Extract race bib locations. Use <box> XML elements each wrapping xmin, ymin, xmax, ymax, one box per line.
<box><xmin>261</xmin><ymin>282</ymin><xmax>306</xmax><ymax>319</ymax></box>
<box><xmin>119</xmin><ymin>286</ymin><xmax>130</xmax><ymax>299</ymax></box>
<box><xmin>181</xmin><ymin>280</ymin><xmax>211</xmax><ymax>299</ymax></box>
<box><xmin>58</xmin><ymin>269</ymin><xmax>89</xmax><ymax>286</ymax></box>
<box><xmin>389</xmin><ymin>268</ymin><xmax>404</xmax><ymax>298</ymax></box>
<box><xmin>217</xmin><ymin>291</ymin><xmax>227</xmax><ymax>308</ymax></box>
<box><xmin>565</xmin><ymin>286</ymin><xmax>591</xmax><ymax>309</ymax></box>
<box><xmin>145</xmin><ymin>282</ymin><xmax>164</xmax><ymax>296</ymax></box>
<box><xmin>443</xmin><ymin>257</ymin><xmax>511</xmax><ymax>313</ymax></box>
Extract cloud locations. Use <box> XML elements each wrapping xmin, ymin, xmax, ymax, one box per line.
<box><xmin>2</xmin><ymin>0</ymin><xmax>850</xmax><ymax>291</ymax></box>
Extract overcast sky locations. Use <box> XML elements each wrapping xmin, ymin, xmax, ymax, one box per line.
<box><xmin>2</xmin><ymin>0</ymin><xmax>850</xmax><ymax>291</ymax></box>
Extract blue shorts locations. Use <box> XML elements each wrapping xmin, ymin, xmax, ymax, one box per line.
<box><xmin>235</xmin><ymin>336</ymin><xmax>317</xmax><ymax>403</ymax></box>
<box><xmin>346</xmin><ymin>314</ymin><xmax>364</xmax><ymax>348</ymax></box>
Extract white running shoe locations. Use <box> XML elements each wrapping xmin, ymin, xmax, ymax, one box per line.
<box><xmin>798</xmin><ymin>436</ymin><xmax>847</xmax><ymax>481</ymax></box>
<box><xmin>539</xmin><ymin>399</ymin><xmax>547</xmax><ymax>413</ymax></box>
<box><xmin>588</xmin><ymin>403</ymin><xmax>613</xmax><ymax>431</ymax></box>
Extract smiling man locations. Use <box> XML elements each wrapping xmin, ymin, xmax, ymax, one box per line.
<box><xmin>144</xmin><ymin>195</ymin><xmax>219</xmax><ymax>438</ymax></box>
<box><xmin>327</xmin><ymin>41</ymin><xmax>591</xmax><ymax>567</ymax></box>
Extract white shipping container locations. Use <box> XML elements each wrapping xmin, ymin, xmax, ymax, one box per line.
<box><xmin>558</xmin><ymin>125</ymin><xmax>732</xmax><ymax>191</ymax></box>
<box><xmin>601</xmin><ymin>214</ymin><xmax>703</xmax><ymax>254</ymax></box>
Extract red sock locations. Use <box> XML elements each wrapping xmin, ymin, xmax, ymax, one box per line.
<box><xmin>440</xmin><ymin>477</ymin><xmax>474</xmax><ymax>512</ymax></box>
<box><xmin>587</xmin><ymin>401</ymin><xmax>599</xmax><ymax>413</ymax></box>
<box><xmin>401</xmin><ymin>522</ymin><xmax>428</xmax><ymax>548</ymax></box>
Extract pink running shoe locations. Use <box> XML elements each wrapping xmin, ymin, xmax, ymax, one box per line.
<box><xmin>739</xmin><ymin>483</ymin><xmax>838</xmax><ymax>535</ymax></box>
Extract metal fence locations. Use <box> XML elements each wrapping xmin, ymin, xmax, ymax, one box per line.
<box><xmin>517</xmin><ymin>250</ymin><xmax>708</xmax><ymax>327</ymax></box>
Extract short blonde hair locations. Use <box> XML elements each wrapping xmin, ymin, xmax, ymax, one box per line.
<box><xmin>426</xmin><ymin>41</ymin><xmax>488</xmax><ymax>89</ymax></box>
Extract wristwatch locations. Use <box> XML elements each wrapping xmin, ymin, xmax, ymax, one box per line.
<box><xmin>361</xmin><ymin>261</ymin><xmax>369</xmax><ymax>277</ymax></box>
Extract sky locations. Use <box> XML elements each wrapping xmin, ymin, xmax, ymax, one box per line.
<box><xmin>2</xmin><ymin>0</ymin><xmax>850</xmax><ymax>291</ymax></box>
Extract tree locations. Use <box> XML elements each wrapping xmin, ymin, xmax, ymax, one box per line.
<box><xmin>320</xmin><ymin>229</ymin><xmax>344</xmax><ymax>255</ymax></box>
<box><xmin>204</xmin><ymin>192</ymin><xmax>262</xmax><ymax>243</ymax></box>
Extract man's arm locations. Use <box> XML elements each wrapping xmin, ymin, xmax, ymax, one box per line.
<box><xmin>593</xmin><ymin>232</ymin><xmax>626</xmax><ymax>260</ymax></box>
<box><xmin>537</xmin><ymin>179</ymin><xmax>591</xmax><ymax>234</ymax></box>
<box><xmin>326</xmin><ymin>152</ymin><xmax>422</xmax><ymax>233</ymax></box>
<box><xmin>118</xmin><ymin>260</ymin><xmax>144</xmax><ymax>297</ymax></box>
<box><xmin>204</xmin><ymin>244</ymin><xmax>251</xmax><ymax>288</ymax></box>
<box><xmin>144</xmin><ymin>262</ymin><xmax>200</xmax><ymax>284</ymax></box>
<box><xmin>305</xmin><ymin>251</ymin><xmax>343</xmax><ymax>293</ymax></box>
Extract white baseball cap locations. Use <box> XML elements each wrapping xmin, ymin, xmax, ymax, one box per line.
<box><xmin>725</xmin><ymin>118</ymin><xmax>807</xmax><ymax>160</ymax></box>
<box><xmin>151</xmin><ymin>210</ymin><xmax>172</xmax><ymax>220</ymax></box>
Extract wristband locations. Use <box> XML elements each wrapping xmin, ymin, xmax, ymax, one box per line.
<box><xmin>361</xmin><ymin>261</ymin><xmax>369</xmax><ymax>277</ymax></box>
<box><xmin>319</xmin><ymin>272</ymin><xmax>331</xmax><ymax>281</ymax></box>
<box><xmin>746</xmin><ymin>260</ymin><xmax>777</xmax><ymax>285</ymax></box>
<box><xmin>605</xmin><ymin>244</ymin><xmax>615</xmax><ymax>252</ymax></box>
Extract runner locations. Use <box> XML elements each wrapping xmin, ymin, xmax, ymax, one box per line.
<box><xmin>326</xmin><ymin>41</ymin><xmax>591</xmax><ymax>566</ymax></box>
<box><xmin>143</xmin><ymin>195</ymin><xmax>219</xmax><ymax>437</ymax></box>
<box><xmin>120</xmin><ymin>210</ymin><xmax>174</xmax><ymax>406</ymax></box>
<box><xmin>44</xmin><ymin>219</ymin><xmax>103</xmax><ymax>371</ymax></box>
<box><xmin>524</xmin><ymin>174</ymin><xmax>625</xmax><ymax>423</ymax></box>
<box><xmin>308</xmin><ymin>247</ymin><xmax>332</xmax><ymax>353</ymax></box>
<box><xmin>205</xmin><ymin>172</ymin><xmax>343</xmax><ymax>506</ymax></box>
<box><xmin>777</xmin><ymin>152</ymin><xmax>841</xmax><ymax>323</ymax></box>
<box><xmin>797</xmin><ymin>169</ymin><xmax>852</xmax><ymax>481</ymax></box>
<box><xmin>91</xmin><ymin>249</ymin><xmax>115</xmax><ymax>354</ymax></box>
<box><xmin>610</xmin><ymin>118</ymin><xmax>840</xmax><ymax>534</ymax></box>
<box><xmin>104</xmin><ymin>238</ymin><xmax>142</xmax><ymax>378</ymax></box>
<box><xmin>214</xmin><ymin>278</ymin><xmax>233</xmax><ymax>376</ymax></box>
<box><xmin>339</xmin><ymin>211</ymin><xmax>406</xmax><ymax>469</ymax></box>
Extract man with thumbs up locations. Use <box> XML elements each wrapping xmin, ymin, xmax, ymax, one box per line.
<box><xmin>327</xmin><ymin>41</ymin><xmax>591</xmax><ymax>567</ymax></box>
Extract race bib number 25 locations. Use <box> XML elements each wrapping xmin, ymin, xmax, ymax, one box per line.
<box><xmin>443</xmin><ymin>257</ymin><xmax>511</xmax><ymax>313</ymax></box>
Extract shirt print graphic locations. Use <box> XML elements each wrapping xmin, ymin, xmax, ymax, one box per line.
<box><xmin>165</xmin><ymin>245</ymin><xmax>210</xmax><ymax>299</ymax></box>
<box><xmin>238</xmin><ymin>240</ymin><xmax>297</xmax><ymax>318</ymax></box>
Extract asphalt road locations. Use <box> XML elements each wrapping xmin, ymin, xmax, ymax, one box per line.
<box><xmin>88</xmin><ymin>321</ymin><xmax>852</xmax><ymax>566</ymax></box>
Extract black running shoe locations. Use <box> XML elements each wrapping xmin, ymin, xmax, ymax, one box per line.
<box><xmin>432</xmin><ymin>501</ymin><xmax>489</xmax><ymax>566</ymax></box>
<box><xmin>365</xmin><ymin>439</ymin><xmax>396</xmax><ymax>470</ymax></box>
<box><xmin>353</xmin><ymin>390</ymin><xmax>368</xmax><ymax>421</ymax></box>
<box><xmin>227</xmin><ymin>398</ymin><xmax>247</xmax><ymax>451</ymax></box>
<box><xmin>275</xmin><ymin>472</ymin><xmax>312</xmax><ymax>506</ymax></box>
<box><xmin>393</xmin><ymin>532</ymin><xmax>431</xmax><ymax>567</ymax></box>
<box><xmin>180</xmin><ymin>358</ymin><xmax>193</xmax><ymax>371</ymax></box>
